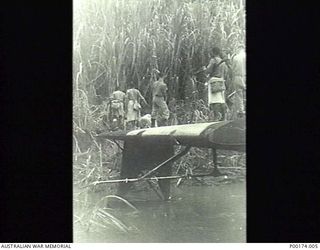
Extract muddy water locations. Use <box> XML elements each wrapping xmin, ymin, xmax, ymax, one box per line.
<box><xmin>74</xmin><ymin>181</ymin><xmax>246</xmax><ymax>243</ymax></box>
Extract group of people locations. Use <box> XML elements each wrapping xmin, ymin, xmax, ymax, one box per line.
<box><xmin>202</xmin><ymin>45</ymin><xmax>246</xmax><ymax>121</ymax></box>
<box><xmin>106</xmin><ymin>75</ymin><xmax>171</xmax><ymax>131</ymax></box>
<box><xmin>106</xmin><ymin>44</ymin><xmax>246</xmax><ymax>131</ymax></box>
<box><xmin>107</xmin><ymin>84</ymin><xmax>146</xmax><ymax>131</ymax></box>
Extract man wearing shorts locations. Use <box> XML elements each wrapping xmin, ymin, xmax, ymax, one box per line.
<box><xmin>151</xmin><ymin>74</ymin><xmax>170</xmax><ymax>127</ymax></box>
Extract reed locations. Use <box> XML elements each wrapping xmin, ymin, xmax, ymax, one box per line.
<box><xmin>73</xmin><ymin>0</ymin><xmax>245</xmax><ymax>237</ymax></box>
<box><xmin>73</xmin><ymin>0</ymin><xmax>245</xmax><ymax>129</ymax></box>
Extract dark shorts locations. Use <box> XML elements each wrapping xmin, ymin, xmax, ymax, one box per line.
<box><xmin>209</xmin><ymin>103</ymin><xmax>227</xmax><ymax>113</ymax></box>
<box><xmin>209</xmin><ymin>103</ymin><xmax>228</xmax><ymax>121</ymax></box>
<box><xmin>151</xmin><ymin>96</ymin><xmax>170</xmax><ymax>121</ymax></box>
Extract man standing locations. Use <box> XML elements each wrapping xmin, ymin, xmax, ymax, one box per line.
<box><xmin>125</xmin><ymin>82</ymin><xmax>148</xmax><ymax>130</ymax></box>
<box><xmin>231</xmin><ymin>45</ymin><xmax>246</xmax><ymax>118</ymax></box>
<box><xmin>221</xmin><ymin>52</ymin><xmax>235</xmax><ymax>120</ymax></box>
<box><xmin>109</xmin><ymin>86</ymin><xmax>126</xmax><ymax>130</ymax></box>
<box><xmin>151</xmin><ymin>73</ymin><xmax>170</xmax><ymax>127</ymax></box>
<box><xmin>203</xmin><ymin>47</ymin><xmax>228</xmax><ymax>121</ymax></box>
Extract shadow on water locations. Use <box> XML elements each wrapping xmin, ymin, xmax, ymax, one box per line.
<box><xmin>74</xmin><ymin>182</ymin><xmax>246</xmax><ymax>243</ymax></box>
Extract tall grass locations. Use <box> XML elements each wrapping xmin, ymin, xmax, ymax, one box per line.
<box><xmin>73</xmin><ymin>0</ymin><xmax>245</xmax><ymax>129</ymax></box>
<box><xmin>73</xmin><ymin>0</ymin><xmax>245</xmax><ymax>237</ymax></box>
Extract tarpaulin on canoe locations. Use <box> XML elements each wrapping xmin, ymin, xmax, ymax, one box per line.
<box><xmin>97</xmin><ymin>119</ymin><xmax>245</xmax><ymax>152</ymax></box>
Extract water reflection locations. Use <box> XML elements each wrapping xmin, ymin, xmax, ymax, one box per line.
<box><xmin>74</xmin><ymin>182</ymin><xmax>246</xmax><ymax>243</ymax></box>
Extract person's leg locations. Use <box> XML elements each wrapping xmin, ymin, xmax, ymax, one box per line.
<box><xmin>126</xmin><ymin>120</ymin><xmax>131</xmax><ymax>130</ymax></box>
<box><xmin>151</xmin><ymin>98</ymin><xmax>158</xmax><ymax>128</ymax></box>
<box><xmin>118</xmin><ymin>116</ymin><xmax>123</xmax><ymax>129</ymax></box>
<box><xmin>126</xmin><ymin>120</ymin><xmax>134</xmax><ymax>130</ymax></box>
<box><xmin>151</xmin><ymin>118</ymin><xmax>156</xmax><ymax>127</ymax></box>
<box><xmin>158</xmin><ymin>118</ymin><xmax>168</xmax><ymax>127</ymax></box>
<box><xmin>234</xmin><ymin>87</ymin><xmax>244</xmax><ymax>117</ymax></box>
<box><xmin>135</xmin><ymin>120</ymin><xmax>139</xmax><ymax>129</ymax></box>
<box><xmin>212</xmin><ymin>103</ymin><xmax>221</xmax><ymax>121</ymax></box>
<box><xmin>239</xmin><ymin>89</ymin><xmax>246</xmax><ymax>117</ymax></box>
<box><xmin>230</xmin><ymin>102</ymin><xmax>238</xmax><ymax>120</ymax></box>
<box><xmin>119</xmin><ymin>103</ymin><xmax>124</xmax><ymax>128</ymax></box>
<box><xmin>217</xmin><ymin>104</ymin><xmax>222</xmax><ymax>121</ymax></box>
<box><xmin>134</xmin><ymin>108</ymin><xmax>141</xmax><ymax>129</ymax></box>
<box><xmin>219</xmin><ymin>103</ymin><xmax>228</xmax><ymax>121</ymax></box>
<box><xmin>158</xmin><ymin>98</ymin><xmax>170</xmax><ymax>127</ymax></box>
<box><xmin>208</xmin><ymin>103</ymin><xmax>215</xmax><ymax>122</ymax></box>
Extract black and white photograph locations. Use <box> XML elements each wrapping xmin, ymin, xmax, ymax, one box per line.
<box><xmin>73</xmin><ymin>0</ymin><xmax>246</xmax><ymax>243</ymax></box>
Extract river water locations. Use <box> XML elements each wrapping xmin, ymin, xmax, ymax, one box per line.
<box><xmin>74</xmin><ymin>181</ymin><xmax>246</xmax><ymax>243</ymax></box>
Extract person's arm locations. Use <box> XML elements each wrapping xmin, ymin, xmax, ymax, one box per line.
<box><xmin>139</xmin><ymin>91</ymin><xmax>148</xmax><ymax>106</ymax></box>
<box><xmin>204</xmin><ymin>58</ymin><xmax>216</xmax><ymax>75</ymax></box>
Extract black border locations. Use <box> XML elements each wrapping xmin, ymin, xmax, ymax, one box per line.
<box><xmin>0</xmin><ymin>2</ymin><xmax>73</xmax><ymax>242</ymax></box>
<box><xmin>246</xmin><ymin>0</ymin><xmax>320</xmax><ymax>242</ymax></box>
<box><xmin>0</xmin><ymin>0</ymin><xmax>319</xmax><ymax>243</ymax></box>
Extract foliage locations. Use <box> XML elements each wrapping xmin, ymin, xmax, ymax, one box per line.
<box><xmin>73</xmin><ymin>0</ymin><xmax>245</xmax><ymax>236</ymax></box>
<box><xmin>73</xmin><ymin>0</ymin><xmax>245</xmax><ymax>129</ymax></box>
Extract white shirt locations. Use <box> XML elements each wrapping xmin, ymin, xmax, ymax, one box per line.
<box><xmin>232</xmin><ymin>49</ymin><xmax>246</xmax><ymax>77</ymax></box>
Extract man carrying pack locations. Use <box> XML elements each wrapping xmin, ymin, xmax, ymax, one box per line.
<box><xmin>109</xmin><ymin>86</ymin><xmax>126</xmax><ymax>130</ymax></box>
<box><xmin>203</xmin><ymin>47</ymin><xmax>228</xmax><ymax>121</ymax></box>
<box><xmin>125</xmin><ymin>82</ymin><xmax>148</xmax><ymax>130</ymax></box>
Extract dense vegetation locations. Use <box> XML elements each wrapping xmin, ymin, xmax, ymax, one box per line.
<box><xmin>73</xmin><ymin>0</ymin><xmax>245</xmax><ymax>236</ymax></box>
<box><xmin>73</xmin><ymin>0</ymin><xmax>245</xmax><ymax>130</ymax></box>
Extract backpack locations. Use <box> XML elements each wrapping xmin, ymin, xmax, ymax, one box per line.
<box><xmin>110</xmin><ymin>100</ymin><xmax>121</xmax><ymax>110</ymax></box>
<box><xmin>209</xmin><ymin>77</ymin><xmax>226</xmax><ymax>93</ymax></box>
